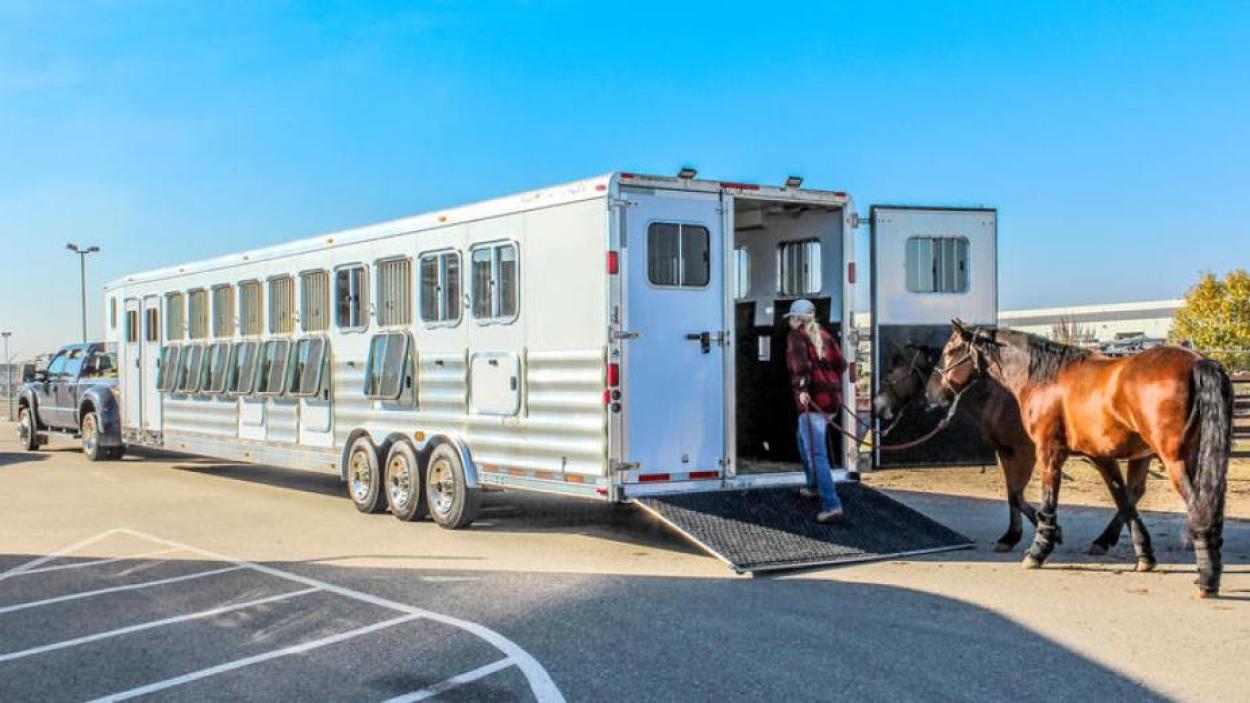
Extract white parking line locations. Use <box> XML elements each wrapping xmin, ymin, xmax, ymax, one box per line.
<box><xmin>15</xmin><ymin>548</ymin><xmax>183</xmax><ymax>576</ymax></box>
<box><xmin>384</xmin><ymin>657</ymin><xmax>516</xmax><ymax>703</ymax></box>
<box><xmin>0</xmin><ymin>586</ymin><xmax>319</xmax><ymax>664</ymax></box>
<box><xmin>116</xmin><ymin>528</ymin><xmax>566</xmax><ymax>703</ymax></box>
<box><xmin>0</xmin><ymin>565</ymin><xmax>245</xmax><ymax>616</ymax></box>
<box><xmin>0</xmin><ymin>529</ymin><xmax>122</xmax><ymax>583</ymax></box>
<box><xmin>87</xmin><ymin>613</ymin><xmax>423</xmax><ymax>703</ymax></box>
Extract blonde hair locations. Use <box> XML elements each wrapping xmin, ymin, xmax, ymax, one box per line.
<box><xmin>803</xmin><ymin>317</ymin><xmax>825</xmax><ymax>358</ymax></box>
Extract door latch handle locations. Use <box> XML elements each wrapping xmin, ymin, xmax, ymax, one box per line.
<box><xmin>686</xmin><ymin>331</ymin><xmax>712</xmax><ymax>354</ymax></box>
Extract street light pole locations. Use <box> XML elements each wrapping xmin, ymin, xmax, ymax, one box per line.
<box><xmin>66</xmin><ymin>243</ymin><xmax>100</xmax><ymax>343</ymax></box>
<box><xmin>2</xmin><ymin>331</ymin><xmax>11</xmax><ymax>421</ymax></box>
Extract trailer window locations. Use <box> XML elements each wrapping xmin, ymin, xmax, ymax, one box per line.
<box><xmin>144</xmin><ymin>308</ymin><xmax>159</xmax><ymax>342</ymax></box>
<box><xmin>257</xmin><ymin>339</ymin><xmax>291</xmax><ymax>395</ymax></box>
<box><xmin>364</xmin><ymin>331</ymin><xmax>410</xmax><ymax>399</ymax></box>
<box><xmin>777</xmin><ymin>240</ymin><xmax>822</xmax><ymax>296</ymax></box>
<box><xmin>239</xmin><ymin>281</ymin><xmax>263</xmax><ymax>337</ymax></box>
<box><xmin>419</xmin><ymin>251</ymin><xmax>461</xmax><ymax>325</ymax></box>
<box><xmin>648</xmin><ymin>223</ymin><xmax>709</xmax><ymax>288</ymax></box>
<box><xmin>166</xmin><ymin>292</ymin><xmax>185</xmax><ymax>340</ymax></box>
<box><xmin>157</xmin><ymin>346</ymin><xmax>181</xmax><ymax>392</ymax></box>
<box><xmin>125</xmin><ymin>310</ymin><xmax>139</xmax><ymax>343</ymax></box>
<box><xmin>289</xmin><ymin>337</ymin><xmax>327</xmax><ymax>396</ymax></box>
<box><xmin>110</xmin><ymin>298</ymin><xmax>117</xmax><ymax>330</ymax></box>
<box><xmin>375</xmin><ymin>258</ymin><xmax>413</xmax><ymax>327</ymax></box>
<box><xmin>211</xmin><ymin>284</ymin><xmax>234</xmax><ymax>337</ymax></box>
<box><xmin>470</xmin><ymin>242</ymin><xmax>518</xmax><ymax>321</ymax></box>
<box><xmin>300</xmin><ymin>270</ymin><xmax>330</xmax><ymax>332</ymax></box>
<box><xmin>335</xmin><ymin>265</ymin><xmax>368</xmax><ymax>330</ymax></box>
<box><xmin>905</xmin><ymin>236</ymin><xmax>969</xmax><ymax>294</ymax></box>
<box><xmin>735</xmin><ymin>247</ymin><xmax>750</xmax><ymax>299</ymax></box>
<box><xmin>204</xmin><ymin>342</ymin><xmax>231</xmax><ymax>393</ymax></box>
<box><xmin>187</xmin><ymin>290</ymin><xmax>209</xmax><ymax>339</ymax></box>
<box><xmin>176</xmin><ymin>344</ymin><xmax>204</xmax><ymax>393</ymax></box>
<box><xmin>269</xmin><ymin>275</ymin><xmax>295</xmax><ymax>335</ymax></box>
<box><xmin>226</xmin><ymin>341</ymin><xmax>259</xmax><ymax>394</ymax></box>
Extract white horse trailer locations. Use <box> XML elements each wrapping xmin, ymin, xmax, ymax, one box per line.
<box><xmin>104</xmin><ymin>172</ymin><xmax>978</xmax><ymax>569</ymax></box>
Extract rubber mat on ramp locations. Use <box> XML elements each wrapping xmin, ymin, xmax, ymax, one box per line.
<box><xmin>635</xmin><ymin>484</ymin><xmax>973</xmax><ymax>573</ymax></box>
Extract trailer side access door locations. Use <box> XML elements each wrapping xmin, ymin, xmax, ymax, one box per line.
<box><xmin>869</xmin><ymin>206</ymin><xmax>997</xmax><ymax>468</ymax></box>
<box><xmin>622</xmin><ymin>188</ymin><xmax>728</xmax><ymax>481</ymax></box>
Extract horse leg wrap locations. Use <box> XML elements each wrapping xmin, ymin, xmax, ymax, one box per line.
<box><xmin>1193</xmin><ymin>534</ymin><xmax>1224</xmax><ymax>596</ymax></box>
<box><xmin>1025</xmin><ymin>514</ymin><xmax>1059</xmax><ymax>566</ymax></box>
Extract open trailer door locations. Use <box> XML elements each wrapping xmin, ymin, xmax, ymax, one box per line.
<box><xmin>869</xmin><ymin>206</ymin><xmax>997</xmax><ymax>469</ymax></box>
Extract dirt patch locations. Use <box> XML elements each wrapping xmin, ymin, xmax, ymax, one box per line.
<box><xmin>863</xmin><ymin>457</ymin><xmax>1250</xmax><ymax>520</ymax></box>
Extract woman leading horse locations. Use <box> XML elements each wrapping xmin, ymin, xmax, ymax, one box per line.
<box><xmin>926</xmin><ymin>320</ymin><xmax>1233</xmax><ymax>597</ymax></box>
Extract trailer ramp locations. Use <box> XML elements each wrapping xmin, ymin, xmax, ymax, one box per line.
<box><xmin>635</xmin><ymin>484</ymin><xmax>972</xmax><ymax>573</ymax></box>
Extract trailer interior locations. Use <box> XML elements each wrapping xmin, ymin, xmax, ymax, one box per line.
<box><xmin>731</xmin><ymin>196</ymin><xmax>845</xmax><ymax>476</ymax></box>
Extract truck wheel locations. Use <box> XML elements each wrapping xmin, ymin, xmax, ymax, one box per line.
<box><xmin>345</xmin><ymin>436</ymin><xmax>386</xmax><ymax>514</ymax></box>
<box><xmin>17</xmin><ymin>408</ymin><xmax>39</xmax><ymax>451</ymax></box>
<box><xmin>424</xmin><ymin>444</ymin><xmax>480</xmax><ymax>529</ymax></box>
<box><xmin>384</xmin><ymin>441</ymin><xmax>426</xmax><ymax>522</ymax></box>
<box><xmin>82</xmin><ymin>412</ymin><xmax>106</xmax><ymax>462</ymax></box>
<box><xmin>106</xmin><ymin>446</ymin><xmax>126</xmax><ymax>460</ymax></box>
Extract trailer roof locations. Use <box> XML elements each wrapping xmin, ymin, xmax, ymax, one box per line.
<box><xmin>106</xmin><ymin>172</ymin><xmax>850</xmax><ymax>289</ymax></box>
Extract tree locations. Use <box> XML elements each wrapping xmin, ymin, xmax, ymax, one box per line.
<box><xmin>1171</xmin><ymin>269</ymin><xmax>1250</xmax><ymax>372</ymax></box>
<box><xmin>1050</xmin><ymin>315</ymin><xmax>1093</xmax><ymax>345</ymax></box>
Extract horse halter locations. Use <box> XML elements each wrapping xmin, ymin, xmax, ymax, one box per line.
<box><xmin>934</xmin><ymin>328</ymin><xmax>991</xmax><ymax>392</ymax></box>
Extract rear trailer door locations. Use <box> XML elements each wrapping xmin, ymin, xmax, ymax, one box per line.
<box><xmin>623</xmin><ymin>189</ymin><xmax>727</xmax><ymax>481</ymax></box>
<box><xmin>122</xmin><ymin>298</ymin><xmax>142</xmax><ymax>430</ymax></box>
<box><xmin>869</xmin><ymin>206</ymin><xmax>997</xmax><ymax>468</ymax></box>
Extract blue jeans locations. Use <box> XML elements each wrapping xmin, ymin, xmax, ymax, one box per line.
<box><xmin>797</xmin><ymin>412</ymin><xmax>842</xmax><ymax>512</ymax></box>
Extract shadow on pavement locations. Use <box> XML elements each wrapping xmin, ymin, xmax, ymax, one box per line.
<box><xmin>0</xmin><ymin>452</ymin><xmax>50</xmax><ymax>467</ymax></box>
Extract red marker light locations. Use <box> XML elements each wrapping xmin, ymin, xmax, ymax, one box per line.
<box><xmin>607</xmin><ymin>362</ymin><xmax>620</xmax><ymax>387</ymax></box>
<box><xmin>607</xmin><ymin>251</ymin><xmax>619</xmax><ymax>274</ymax></box>
<box><xmin>848</xmin><ymin>262</ymin><xmax>856</xmax><ymax>284</ymax></box>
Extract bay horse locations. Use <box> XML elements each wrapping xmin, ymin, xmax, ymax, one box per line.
<box><xmin>926</xmin><ymin>320</ymin><xmax>1233</xmax><ymax>597</ymax></box>
<box><xmin>873</xmin><ymin>345</ymin><xmax>1150</xmax><ymax>554</ymax></box>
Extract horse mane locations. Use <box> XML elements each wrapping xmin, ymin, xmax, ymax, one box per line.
<box><xmin>996</xmin><ymin>329</ymin><xmax>1092</xmax><ymax>383</ymax></box>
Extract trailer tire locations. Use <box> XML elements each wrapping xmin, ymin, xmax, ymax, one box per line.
<box><xmin>345</xmin><ymin>436</ymin><xmax>386</xmax><ymax>514</ymax></box>
<box><xmin>81</xmin><ymin>411</ymin><xmax>106</xmax><ymax>462</ymax></box>
<box><xmin>424</xmin><ymin>443</ymin><xmax>479</xmax><ymax>529</ymax></box>
<box><xmin>17</xmin><ymin>407</ymin><xmax>40</xmax><ymax>451</ymax></box>
<box><xmin>384</xmin><ymin>440</ymin><xmax>426</xmax><ymax>522</ymax></box>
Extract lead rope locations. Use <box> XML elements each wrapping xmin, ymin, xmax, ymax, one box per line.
<box><xmin>814</xmin><ymin>379</ymin><xmax>977</xmax><ymax>453</ymax></box>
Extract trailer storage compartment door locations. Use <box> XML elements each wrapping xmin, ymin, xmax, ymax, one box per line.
<box><xmin>869</xmin><ymin>206</ymin><xmax>997</xmax><ymax>468</ymax></box>
<box><xmin>623</xmin><ymin>189</ymin><xmax>727</xmax><ymax>481</ymax></box>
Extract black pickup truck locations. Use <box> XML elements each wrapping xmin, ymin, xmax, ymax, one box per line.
<box><xmin>17</xmin><ymin>342</ymin><xmax>126</xmax><ymax>461</ymax></box>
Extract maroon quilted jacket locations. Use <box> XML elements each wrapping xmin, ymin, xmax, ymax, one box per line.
<box><xmin>786</xmin><ymin>326</ymin><xmax>846</xmax><ymax>414</ymax></box>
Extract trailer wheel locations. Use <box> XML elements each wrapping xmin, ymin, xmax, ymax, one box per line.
<box><xmin>345</xmin><ymin>436</ymin><xmax>386</xmax><ymax>514</ymax></box>
<box><xmin>424</xmin><ymin>443</ymin><xmax>479</xmax><ymax>529</ymax></box>
<box><xmin>81</xmin><ymin>412</ymin><xmax>106</xmax><ymax>462</ymax></box>
<box><xmin>384</xmin><ymin>440</ymin><xmax>426</xmax><ymax>522</ymax></box>
<box><xmin>17</xmin><ymin>407</ymin><xmax>40</xmax><ymax>451</ymax></box>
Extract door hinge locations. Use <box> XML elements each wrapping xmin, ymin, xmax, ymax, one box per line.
<box><xmin>611</xmin><ymin>460</ymin><xmax>640</xmax><ymax>472</ymax></box>
<box><xmin>718</xmin><ymin>457</ymin><xmax>731</xmax><ymax>468</ymax></box>
<box><xmin>611</xmin><ymin>330</ymin><xmax>640</xmax><ymax>341</ymax></box>
<box><xmin>609</xmin><ymin>197</ymin><xmax>637</xmax><ymax>210</ymax></box>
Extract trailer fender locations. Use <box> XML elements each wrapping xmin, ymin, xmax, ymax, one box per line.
<box><xmin>418</xmin><ymin>434</ymin><xmax>480</xmax><ymax>489</ymax></box>
<box><xmin>79</xmin><ymin>387</ymin><xmax>124</xmax><ymax>447</ymax></box>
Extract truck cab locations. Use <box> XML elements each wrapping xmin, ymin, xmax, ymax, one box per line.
<box><xmin>17</xmin><ymin>342</ymin><xmax>125</xmax><ymax>461</ymax></box>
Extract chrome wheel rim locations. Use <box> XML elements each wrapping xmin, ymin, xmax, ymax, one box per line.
<box><xmin>83</xmin><ymin>415</ymin><xmax>98</xmax><ymax>455</ymax></box>
<box><xmin>387</xmin><ymin>453</ymin><xmax>413</xmax><ymax>510</ymax></box>
<box><xmin>17</xmin><ymin>411</ymin><xmax>31</xmax><ymax>445</ymax></box>
<box><xmin>429</xmin><ymin>457</ymin><xmax>455</xmax><ymax>516</ymax></box>
<box><xmin>348</xmin><ymin>449</ymin><xmax>373</xmax><ymax>503</ymax></box>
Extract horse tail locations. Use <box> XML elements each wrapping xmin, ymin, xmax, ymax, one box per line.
<box><xmin>1185</xmin><ymin>359</ymin><xmax>1233</xmax><ymax>533</ymax></box>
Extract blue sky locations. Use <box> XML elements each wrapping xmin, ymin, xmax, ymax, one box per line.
<box><xmin>1</xmin><ymin>1</ymin><xmax>1247</xmax><ymax>357</ymax></box>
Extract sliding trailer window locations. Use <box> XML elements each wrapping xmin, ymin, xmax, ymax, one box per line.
<box><xmin>144</xmin><ymin>307</ymin><xmax>160</xmax><ymax>342</ymax></box>
<box><xmin>110</xmin><ymin>298</ymin><xmax>117</xmax><ymax>331</ymax></box>
<box><xmin>419</xmin><ymin>250</ymin><xmax>461</xmax><ymax>326</ymax></box>
<box><xmin>300</xmin><ymin>270</ymin><xmax>330</xmax><ymax>332</ymax></box>
<box><xmin>175</xmin><ymin>344</ymin><xmax>205</xmax><ymax>393</ymax></box>
<box><xmin>269</xmin><ymin>275</ymin><xmax>296</xmax><ymax>335</ymax></box>
<box><xmin>203</xmin><ymin>342</ymin><xmax>232</xmax><ymax>393</ymax></box>
<box><xmin>335</xmin><ymin>265</ymin><xmax>368</xmax><ymax>331</ymax></box>
<box><xmin>363</xmin><ymin>331</ymin><xmax>410</xmax><ymax>400</ymax></box>
<box><xmin>376</xmin><ymin>257</ymin><xmax>413</xmax><ymax>327</ymax></box>
<box><xmin>905</xmin><ymin>236</ymin><xmax>969</xmax><ymax>294</ymax></box>
<box><xmin>187</xmin><ymin>290</ymin><xmax>209</xmax><ymax>340</ymax></box>
<box><xmin>124</xmin><ymin>310</ymin><xmax>139</xmax><ymax>343</ymax></box>
<box><xmin>777</xmin><ymin>240</ymin><xmax>822</xmax><ymax>296</ymax></box>
<box><xmin>157</xmin><ymin>346</ymin><xmax>181</xmax><ymax>392</ymax></box>
<box><xmin>648</xmin><ymin>223</ymin><xmax>709</xmax><ymax>288</ymax></box>
<box><xmin>287</xmin><ymin>337</ymin><xmax>328</xmax><ymax>397</ymax></box>
<box><xmin>225</xmin><ymin>340</ymin><xmax>260</xmax><ymax>395</ymax></box>
<box><xmin>211</xmin><ymin>284</ymin><xmax>235</xmax><ymax>338</ymax></box>
<box><xmin>165</xmin><ymin>292</ymin><xmax>185</xmax><ymax>340</ymax></box>
<box><xmin>470</xmin><ymin>241</ymin><xmax>518</xmax><ymax>322</ymax></box>
<box><xmin>239</xmin><ymin>281</ymin><xmax>263</xmax><ymax>337</ymax></box>
<box><xmin>256</xmin><ymin>339</ymin><xmax>292</xmax><ymax>395</ymax></box>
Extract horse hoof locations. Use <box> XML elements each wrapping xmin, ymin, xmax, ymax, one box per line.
<box><xmin>1196</xmin><ymin>588</ymin><xmax>1217</xmax><ymax>599</ymax></box>
<box><xmin>1088</xmin><ymin>543</ymin><xmax>1109</xmax><ymax>556</ymax></box>
<box><xmin>1135</xmin><ymin>558</ymin><xmax>1157</xmax><ymax>573</ymax></box>
<box><xmin>1022</xmin><ymin>555</ymin><xmax>1043</xmax><ymax>570</ymax></box>
<box><xmin>994</xmin><ymin>541</ymin><xmax>1014</xmax><ymax>553</ymax></box>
